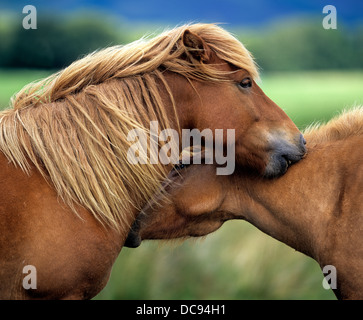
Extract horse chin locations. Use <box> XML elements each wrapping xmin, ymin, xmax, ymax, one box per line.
<box><xmin>124</xmin><ymin>231</ymin><xmax>141</xmax><ymax>248</ymax></box>
<box><xmin>263</xmin><ymin>152</ymin><xmax>303</xmax><ymax>178</ymax></box>
<box><xmin>263</xmin><ymin>156</ymin><xmax>289</xmax><ymax>178</ymax></box>
<box><xmin>124</xmin><ymin>219</ymin><xmax>142</xmax><ymax>248</ymax></box>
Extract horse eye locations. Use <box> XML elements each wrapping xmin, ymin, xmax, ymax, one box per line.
<box><xmin>239</xmin><ymin>77</ymin><xmax>252</xmax><ymax>89</ymax></box>
<box><xmin>173</xmin><ymin>163</ymin><xmax>190</xmax><ymax>171</ymax></box>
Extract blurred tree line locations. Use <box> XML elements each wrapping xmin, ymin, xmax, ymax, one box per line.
<box><xmin>0</xmin><ymin>13</ymin><xmax>362</xmax><ymax>71</ymax></box>
<box><xmin>239</xmin><ymin>19</ymin><xmax>363</xmax><ymax>71</ymax></box>
<box><xmin>0</xmin><ymin>13</ymin><xmax>128</xmax><ymax>69</ymax></box>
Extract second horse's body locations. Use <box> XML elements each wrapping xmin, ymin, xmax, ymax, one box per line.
<box><xmin>128</xmin><ymin>108</ymin><xmax>363</xmax><ymax>300</ymax></box>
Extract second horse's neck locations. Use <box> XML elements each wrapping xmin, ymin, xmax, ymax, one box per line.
<box><xmin>229</xmin><ymin>137</ymin><xmax>356</xmax><ymax>263</ymax></box>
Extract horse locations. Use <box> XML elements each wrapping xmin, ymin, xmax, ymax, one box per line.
<box><xmin>0</xmin><ymin>23</ymin><xmax>305</xmax><ymax>299</ymax></box>
<box><xmin>126</xmin><ymin>107</ymin><xmax>363</xmax><ymax>300</ymax></box>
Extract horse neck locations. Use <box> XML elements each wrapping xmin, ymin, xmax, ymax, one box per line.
<box><xmin>230</xmin><ymin>140</ymin><xmax>347</xmax><ymax>262</ymax></box>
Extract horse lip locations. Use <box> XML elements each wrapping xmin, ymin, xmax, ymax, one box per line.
<box><xmin>264</xmin><ymin>149</ymin><xmax>305</xmax><ymax>178</ymax></box>
<box><xmin>283</xmin><ymin>152</ymin><xmax>305</xmax><ymax>165</ymax></box>
<box><xmin>263</xmin><ymin>132</ymin><xmax>306</xmax><ymax>177</ymax></box>
<box><xmin>282</xmin><ymin>156</ymin><xmax>292</xmax><ymax>168</ymax></box>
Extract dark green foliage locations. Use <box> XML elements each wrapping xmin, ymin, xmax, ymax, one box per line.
<box><xmin>1</xmin><ymin>14</ymin><xmax>125</xmax><ymax>69</ymax></box>
<box><xmin>0</xmin><ymin>14</ymin><xmax>362</xmax><ymax>71</ymax></box>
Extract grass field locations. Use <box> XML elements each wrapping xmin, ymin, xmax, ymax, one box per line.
<box><xmin>1</xmin><ymin>69</ymin><xmax>362</xmax><ymax>300</ymax></box>
<box><xmin>259</xmin><ymin>71</ymin><xmax>363</xmax><ymax>130</ymax></box>
<box><xmin>0</xmin><ymin>69</ymin><xmax>51</xmax><ymax>109</ymax></box>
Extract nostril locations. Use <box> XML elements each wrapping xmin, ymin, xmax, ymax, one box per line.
<box><xmin>298</xmin><ymin>134</ymin><xmax>307</xmax><ymax>154</ymax></box>
<box><xmin>300</xmin><ymin>134</ymin><xmax>306</xmax><ymax>145</ymax></box>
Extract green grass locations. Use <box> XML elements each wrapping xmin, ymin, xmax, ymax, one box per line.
<box><xmin>98</xmin><ymin>222</ymin><xmax>335</xmax><ymax>300</ymax></box>
<box><xmin>259</xmin><ymin>71</ymin><xmax>363</xmax><ymax>130</ymax></box>
<box><xmin>1</xmin><ymin>69</ymin><xmax>362</xmax><ymax>300</ymax></box>
<box><xmin>0</xmin><ymin>69</ymin><xmax>52</xmax><ymax>109</ymax></box>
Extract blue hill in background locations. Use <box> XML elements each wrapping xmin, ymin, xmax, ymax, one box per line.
<box><xmin>1</xmin><ymin>0</ymin><xmax>362</xmax><ymax>27</ymax></box>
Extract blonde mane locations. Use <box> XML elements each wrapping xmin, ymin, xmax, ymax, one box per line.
<box><xmin>304</xmin><ymin>106</ymin><xmax>363</xmax><ymax>145</ymax></box>
<box><xmin>0</xmin><ymin>23</ymin><xmax>258</xmax><ymax>231</ymax></box>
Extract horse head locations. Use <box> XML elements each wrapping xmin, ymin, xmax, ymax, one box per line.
<box><xmin>162</xmin><ymin>25</ymin><xmax>306</xmax><ymax>178</ymax></box>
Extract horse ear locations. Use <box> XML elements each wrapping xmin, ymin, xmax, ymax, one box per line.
<box><xmin>182</xmin><ymin>29</ymin><xmax>211</xmax><ymax>62</ymax></box>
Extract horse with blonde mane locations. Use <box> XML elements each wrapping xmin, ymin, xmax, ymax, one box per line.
<box><xmin>0</xmin><ymin>23</ymin><xmax>305</xmax><ymax>299</ymax></box>
<box><xmin>127</xmin><ymin>107</ymin><xmax>363</xmax><ymax>300</ymax></box>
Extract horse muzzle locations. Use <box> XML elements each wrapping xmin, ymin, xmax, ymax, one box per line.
<box><xmin>264</xmin><ymin>133</ymin><xmax>306</xmax><ymax>178</ymax></box>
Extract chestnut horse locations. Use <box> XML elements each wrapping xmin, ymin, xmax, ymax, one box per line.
<box><xmin>126</xmin><ymin>107</ymin><xmax>363</xmax><ymax>300</ymax></box>
<box><xmin>0</xmin><ymin>24</ymin><xmax>305</xmax><ymax>299</ymax></box>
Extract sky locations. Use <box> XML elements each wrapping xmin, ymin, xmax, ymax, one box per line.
<box><xmin>1</xmin><ymin>0</ymin><xmax>362</xmax><ymax>28</ymax></box>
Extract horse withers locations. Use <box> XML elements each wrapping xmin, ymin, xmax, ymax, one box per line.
<box><xmin>0</xmin><ymin>23</ymin><xmax>304</xmax><ymax>299</ymax></box>
<box><xmin>127</xmin><ymin>108</ymin><xmax>363</xmax><ymax>300</ymax></box>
